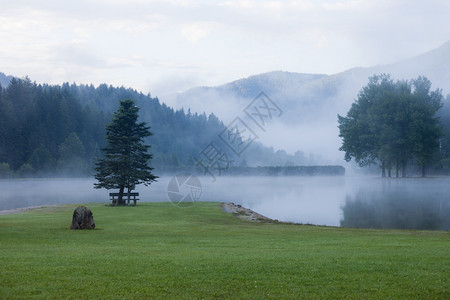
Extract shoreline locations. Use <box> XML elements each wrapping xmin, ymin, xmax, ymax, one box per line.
<box><xmin>0</xmin><ymin>203</ymin><xmax>273</xmax><ymax>223</ymax></box>
<box><xmin>221</xmin><ymin>202</ymin><xmax>276</xmax><ymax>223</ymax></box>
<box><xmin>0</xmin><ymin>205</ymin><xmax>59</xmax><ymax>215</ymax></box>
<box><xmin>2</xmin><ymin>202</ymin><xmax>448</xmax><ymax>231</ymax></box>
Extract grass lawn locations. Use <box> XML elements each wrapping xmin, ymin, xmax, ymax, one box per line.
<box><xmin>0</xmin><ymin>202</ymin><xmax>448</xmax><ymax>299</ymax></box>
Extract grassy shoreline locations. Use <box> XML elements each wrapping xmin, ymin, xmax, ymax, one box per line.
<box><xmin>0</xmin><ymin>202</ymin><xmax>448</xmax><ymax>299</ymax></box>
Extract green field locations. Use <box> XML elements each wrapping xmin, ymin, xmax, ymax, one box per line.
<box><xmin>0</xmin><ymin>202</ymin><xmax>448</xmax><ymax>299</ymax></box>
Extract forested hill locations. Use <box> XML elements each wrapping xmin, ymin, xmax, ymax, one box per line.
<box><xmin>0</xmin><ymin>76</ymin><xmax>313</xmax><ymax>177</ymax></box>
<box><xmin>165</xmin><ymin>42</ymin><xmax>450</xmax><ymax>161</ymax></box>
<box><xmin>0</xmin><ymin>77</ymin><xmax>224</xmax><ymax>176</ymax></box>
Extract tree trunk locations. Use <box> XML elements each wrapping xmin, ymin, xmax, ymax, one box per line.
<box><xmin>422</xmin><ymin>165</ymin><xmax>426</xmax><ymax>178</ymax></box>
<box><xmin>395</xmin><ymin>162</ymin><xmax>399</xmax><ymax>178</ymax></box>
<box><xmin>118</xmin><ymin>185</ymin><xmax>125</xmax><ymax>206</ymax></box>
<box><xmin>381</xmin><ymin>161</ymin><xmax>386</xmax><ymax>178</ymax></box>
<box><xmin>388</xmin><ymin>168</ymin><xmax>391</xmax><ymax>178</ymax></box>
<box><xmin>402</xmin><ymin>163</ymin><xmax>406</xmax><ymax>178</ymax></box>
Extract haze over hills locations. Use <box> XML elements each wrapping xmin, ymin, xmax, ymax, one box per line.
<box><xmin>164</xmin><ymin>41</ymin><xmax>450</xmax><ymax>162</ymax></box>
<box><xmin>2</xmin><ymin>42</ymin><xmax>449</xmax><ymax>167</ymax></box>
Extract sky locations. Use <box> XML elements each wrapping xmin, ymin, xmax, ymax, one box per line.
<box><xmin>1</xmin><ymin>0</ymin><xmax>449</xmax><ymax>98</ymax></box>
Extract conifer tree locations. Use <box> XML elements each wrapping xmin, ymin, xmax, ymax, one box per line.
<box><xmin>94</xmin><ymin>99</ymin><xmax>157</xmax><ymax>205</ymax></box>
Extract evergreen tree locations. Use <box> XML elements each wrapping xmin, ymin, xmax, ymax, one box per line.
<box><xmin>58</xmin><ymin>132</ymin><xmax>87</xmax><ymax>174</ymax></box>
<box><xmin>0</xmin><ymin>162</ymin><xmax>13</xmax><ymax>178</ymax></box>
<box><xmin>94</xmin><ymin>99</ymin><xmax>157</xmax><ymax>205</ymax></box>
<box><xmin>28</xmin><ymin>144</ymin><xmax>56</xmax><ymax>174</ymax></box>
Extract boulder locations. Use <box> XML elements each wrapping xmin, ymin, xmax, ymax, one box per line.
<box><xmin>70</xmin><ymin>206</ymin><xmax>95</xmax><ymax>230</ymax></box>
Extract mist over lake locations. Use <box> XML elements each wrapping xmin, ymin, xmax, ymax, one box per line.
<box><xmin>1</xmin><ymin>176</ymin><xmax>448</xmax><ymax>230</ymax></box>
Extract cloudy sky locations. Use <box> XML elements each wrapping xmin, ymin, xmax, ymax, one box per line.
<box><xmin>1</xmin><ymin>0</ymin><xmax>449</xmax><ymax>97</ymax></box>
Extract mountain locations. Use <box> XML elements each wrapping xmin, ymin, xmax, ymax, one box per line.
<box><xmin>163</xmin><ymin>41</ymin><xmax>450</xmax><ymax>161</ymax></box>
<box><xmin>372</xmin><ymin>40</ymin><xmax>450</xmax><ymax>91</ymax></box>
<box><xmin>2</xmin><ymin>42</ymin><xmax>449</xmax><ymax>172</ymax></box>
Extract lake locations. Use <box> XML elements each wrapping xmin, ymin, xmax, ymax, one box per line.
<box><xmin>1</xmin><ymin>176</ymin><xmax>449</xmax><ymax>230</ymax></box>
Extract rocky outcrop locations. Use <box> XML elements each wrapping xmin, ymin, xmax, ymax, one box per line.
<box><xmin>221</xmin><ymin>203</ymin><xmax>275</xmax><ymax>223</ymax></box>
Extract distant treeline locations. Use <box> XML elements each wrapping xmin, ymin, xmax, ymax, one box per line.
<box><xmin>223</xmin><ymin>166</ymin><xmax>345</xmax><ymax>176</ymax></box>
<box><xmin>0</xmin><ymin>76</ymin><xmax>320</xmax><ymax>178</ymax></box>
<box><xmin>0</xmin><ymin>77</ymin><xmax>225</xmax><ymax>177</ymax></box>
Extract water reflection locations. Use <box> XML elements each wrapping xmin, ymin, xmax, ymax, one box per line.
<box><xmin>341</xmin><ymin>191</ymin><xmax>449</xmax><ymax>230</ymax></box>
<box><xmin>340</xmin><ymin>178</ymin><xmax>450</xmax><ymax>230</ymax></box>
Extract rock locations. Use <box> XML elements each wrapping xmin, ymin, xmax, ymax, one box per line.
<box><xmin>221</xmin><ymin>202</ymin><xmax>273</xmax><ymax>223</ymax></box>
<box><xmin>70</xmin><ymin>206</ymin><xmax>95</xmax><ymax>230</ymax></box>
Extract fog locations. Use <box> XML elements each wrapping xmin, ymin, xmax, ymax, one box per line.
<box><xmin>2</xmin><ymin>176</ymin><xmax>448</xmax><ymax>230</ymax></box>
<box><xmin>163</xmin><ymin>42</ymin><xmax>450</xmax><ymax>164</ymax></box>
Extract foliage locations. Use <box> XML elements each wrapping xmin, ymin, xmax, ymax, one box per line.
<box><xmin>0</xmin><ymin>78</ymin><xmax>224</xmax><ymax>176</ymax></box>
<box><xmin>0</xmin><ymin>203</ymin><xmax>448</xmax><ymax>299</ymax></box>
<box><xmin>94</xmin><ymin>100</ymin><xmax>157</xmax><ymax>205</ymax></box>
<box><xmin>0</xmin><ymin>77</ymin><xmax>314</xmax><ymax>177</ymax></box>
<box><xmin>58</xmin><ymin>132</ymin><xmax>87</xmax><ymax>174</ymax></box>
<box><xmin>0</xmin><ymin>162</ymin><xmax>13</xmax><ymax>178</ymax></box>
<box><xmin>436</xmin><ymin>94</ymin><xmax>450</xmax><ymax>173</ymax></box>
<box><xmin>338</xmin><ymin>74</ymin><xmax>444</xmax><ymax>177</ymax></box>
<box><xmin>0</xmin><ymin>77</ymin><xmax>107</xmax><ymax>176</ymax></box>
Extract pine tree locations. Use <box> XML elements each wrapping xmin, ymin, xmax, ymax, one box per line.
<box><xmin>94</xmin><ymin>99</ymin><xmax>157</xmax><ymax>205</ymax></box>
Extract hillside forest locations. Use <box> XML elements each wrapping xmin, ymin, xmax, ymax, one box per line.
<box><xmin>0</xmin><ymin>76</ymin><xmax>316</xmax><ymax>178</ymax></box>
<box><xmin>0</xmin><ymin>74</ymin><xmax>449</xmax><ymax>178</ymax></box>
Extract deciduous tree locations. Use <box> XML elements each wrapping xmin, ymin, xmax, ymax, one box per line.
<box><xmin>338</xmin><ymin>74</ymin><xmax>443</xmax><ymax>177</ymax></box>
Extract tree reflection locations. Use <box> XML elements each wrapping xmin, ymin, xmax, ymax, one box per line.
<box><xmin>341</xmin><ymin>189</ymin><xmax>449</xmax><ymax>230</ymax></box>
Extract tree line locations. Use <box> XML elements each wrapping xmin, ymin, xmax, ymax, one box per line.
<box><xmin>0</xmin><ymin>76</ymin><xmax>315</xmax><ymax>178</ymax></box>
<box><xmin>0</xmin><ymin>77</ymin><xmax>226</xmax><ymax>177</ymax></box>
<box><xmin>338</xmin><ymin>74</ymin><xmax>450</xmax><ymax>177</ymax></box>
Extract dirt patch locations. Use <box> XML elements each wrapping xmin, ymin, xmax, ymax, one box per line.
<box><xmin>221</xmin><ymin>202</ymin><xmax>276</xmax><ymax>223</ymax></box>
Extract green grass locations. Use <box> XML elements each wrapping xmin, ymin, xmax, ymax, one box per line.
<box><xmin>0</xmin><ymin>202</ymin><xmax>448</xmax><ymax>299</ymax></box>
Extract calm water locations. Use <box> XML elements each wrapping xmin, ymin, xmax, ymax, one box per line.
<box><xmin>0</xmin><ymin>176</ymin><xmax>449</xmax><ymax>230</ymax></box>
